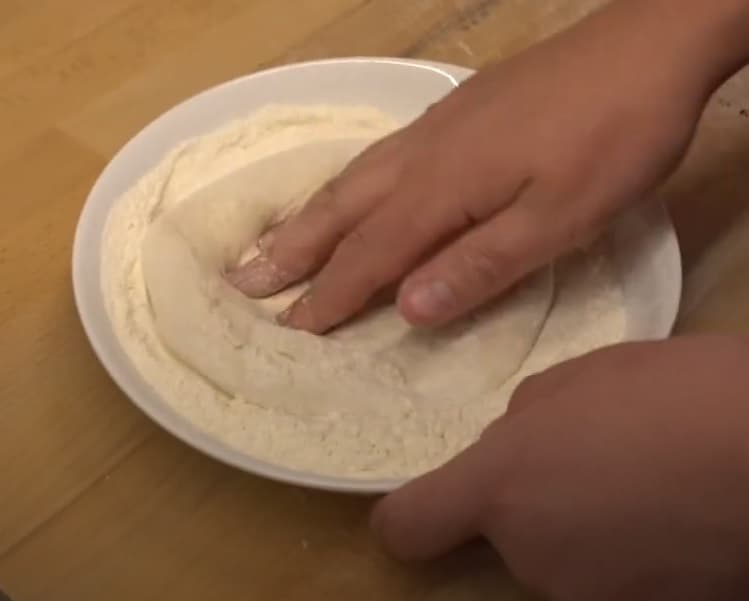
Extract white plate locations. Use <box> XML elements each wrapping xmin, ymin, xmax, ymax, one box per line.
<box><xmin>72</xmin><ymin>58</ymin><xmax>682</xmax><ymax>494</ymax></box>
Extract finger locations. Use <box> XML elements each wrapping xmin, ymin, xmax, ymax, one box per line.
<box><xmin>395</xmin><ymin>198</ymin><xmax>545</xmax><ymax>326</ymax></box>
<box><xmin>397</xmin><ymin>181</ymin><xmax>601</xmax><ymax>326</ymax></box>
<box><xmin>229</xmin><ymin>134</ymin><xmax>403</xmax><ymax>298</ymax></box>
<box><xmin>505</xmin><ymin>357</ymin><xmax>586</xmax><ymax>416</ymax></box>
<box><xmin>371</xmin><ymin>426</ymin><xmax>507</xmax><ymax>561</ymax></box>
<box><xmin>506</xmin><ymin>341</ymin><xmax>657</xmax><ymax>416</ymax></box>
<box><xmin>282</xmin><ymin>174</ymin><xmax>530</xmax><ymax>334</ymax></box>
<box><xmin>280</xmin><ymin>186</ymin><xmax>466</xmax><ymax>334</ymax></box>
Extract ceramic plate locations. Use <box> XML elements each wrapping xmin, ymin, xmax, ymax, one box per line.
<box><xmin>72</xmin><ymin>58</ymin><xmax>681</xmax><ymax>494</ymax></box>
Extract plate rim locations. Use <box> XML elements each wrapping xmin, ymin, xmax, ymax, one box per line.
<box><xmin>72</xmin><ymin>56</ymin><xmax>681</xmax><ymax>495</ymax></box>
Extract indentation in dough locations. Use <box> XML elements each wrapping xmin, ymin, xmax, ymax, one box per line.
<box><xmin>141</xmin><ymin>139</ymin><xmax>553</xmax><ymax>418</ymax></box>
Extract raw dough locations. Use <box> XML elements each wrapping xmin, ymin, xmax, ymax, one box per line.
<box><xmin>102</xmin><ymin>104</ymin><xmax>626</xmax><ymax>479</ymax></box>
<box><xmin>141</xmin><ymin>138</ymin><xmax>553</xmax><ymax>418</ymax></box>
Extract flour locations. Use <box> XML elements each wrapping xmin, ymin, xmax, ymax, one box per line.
<box><xmin>102</xmin><ymin>104</ymin><xmax>625</xmax><ymax>480</ymax></box>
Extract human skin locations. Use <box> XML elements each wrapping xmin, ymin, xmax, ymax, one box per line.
<box><xmin>228</xmin><ymin>1</ymin><xmax>749</xmax><ymax>599</ymax></box>
<box><xmin>371</xmin><ymin>336</ymin><xmax>749</xmax><ymax>601</ymax></box>
<box><xmin>229</xmin><ymin>0</ymin><xmax>749</xmax><ymax>334</ymax></box>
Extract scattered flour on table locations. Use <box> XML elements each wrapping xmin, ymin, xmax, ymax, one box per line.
<box><xmin>101</xmin><ymin>105</ymin><xmax>625</xmax><ymax>480</ymax></box>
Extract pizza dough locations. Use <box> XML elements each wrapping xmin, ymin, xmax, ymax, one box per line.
<box><xmin>102</xmin><ymin>104</ymin><xmax>625</xmax><ymax>478</ymax></box>
<box><xmin>141</xmin><ymin>138</ymin><xmax>553</xmax><ymax>419</ymax></box>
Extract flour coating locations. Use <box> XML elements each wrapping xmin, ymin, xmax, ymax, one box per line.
<box><xmin>102</xmin><ymin>105</ymin><xmax>625</xmax><ymax>479</ymax></box>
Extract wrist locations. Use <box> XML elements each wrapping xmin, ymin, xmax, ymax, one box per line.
<box><xmin>651</xmin><ymin>0</ymin><xmax>749</xmax><ymax>89</ymax></box>
<box><xmin>612</xmin><ymin>0</ymin><xmax>749</xmax><ymax>99</ymax></box>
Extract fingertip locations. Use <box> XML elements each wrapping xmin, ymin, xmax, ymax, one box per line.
<box><xmin>370</xmin><ymin>489</ymin><xmax>436</xmax><ymax>562</ymax></box>
<box><xmin>280</xmin><ymin>293</ymin><xmax>322</xmax><ymax>333</ymax></box>
<box><xmin>397</xmin><ymin>278</ymin><xmax>457</xmax><ymax>327</ymax></box>
<box><xmin>368</xmin><ymin>443</ymin><xmax>496</xmax><ymax>562</ymax></box>
<box><xmin>227</xmin><ymin>254</ymin><xmax>289</xmax><ymax>298</ymax></box>
<box><xmin>280</xmin><ymin>289</ymin><xmax>350</xmax><ymax>335</ymax></box>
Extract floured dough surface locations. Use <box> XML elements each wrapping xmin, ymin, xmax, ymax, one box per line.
<box><xmin>141</xmin><ymin>138</ymin><xmax>552</xmax><ymax>419</ymax></box>
<box><xmin>102</xmin><ymin>104</ymin><xmax>626</xmax><ymax>479</ymax></box>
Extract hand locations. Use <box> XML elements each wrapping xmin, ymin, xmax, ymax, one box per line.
<box><xmin>228</xmin><ymin>0</ymin><xmax>728</xmax><ymax>334</ymax></box>
<box><xmin>371</xmin><ymin>336</ymin><xmax>749</xmax><ymax>601</ymax></box>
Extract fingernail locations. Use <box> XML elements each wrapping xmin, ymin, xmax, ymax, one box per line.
<box><xmin>227</xmin><ymin>253</ymin><xmax>289</xmax><ymax>298</ymax></box>
<box><xmin>277</xmin><ymin>294</ymin><xmax>310</xmax><ymax>330</ymax></box>
<box><xmin>406</xmin><ymin>280</ymin><xmax>455</xmax><ymax>321</ymax></box>
<box><xmin>275</xmin><ymin>304</ymin><xmax>293</xmax><ymax>325</ymax></box>
<box><xmin>257</xmin><ymin>229</ymin><xmax>275</xmax><ymax>253</ymax></box>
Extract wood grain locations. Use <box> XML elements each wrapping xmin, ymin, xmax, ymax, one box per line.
<box><xmin>0</xmin><ymin>1</ymin><xmax>748</xmax><ymax>600</ymax></box>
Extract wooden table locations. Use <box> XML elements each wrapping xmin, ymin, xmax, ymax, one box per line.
<box><xmin>1</xmin><ymin>1</ymin><xmax>748</xmax><ymax>599</ymax></box>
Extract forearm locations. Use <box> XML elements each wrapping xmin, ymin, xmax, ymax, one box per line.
<box><xmin>574</xmin><ymin>0</ymin><xmax>749</xmax><ymax>103</ymax></box>
<box><xmin>643</xmin><ymin>0</ymin><xmax>749</xmax><ymax>90</ymax></box>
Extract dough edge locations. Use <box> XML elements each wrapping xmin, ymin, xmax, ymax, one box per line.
<box><xmin>101</xmin><ymin>104</ymin><xmax>626</xmax><ymax>479</ymax></box>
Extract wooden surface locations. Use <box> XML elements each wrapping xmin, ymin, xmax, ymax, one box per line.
<box><xmin>1</xmin><ymin>1</ymin><xmax>749</xmax><ymax>599</ymax></box>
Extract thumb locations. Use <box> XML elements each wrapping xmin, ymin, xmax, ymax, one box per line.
<box><xmin>371</xmin><ymin>423</ymin><xmax>508</xmax><ymax>561</ymax></box>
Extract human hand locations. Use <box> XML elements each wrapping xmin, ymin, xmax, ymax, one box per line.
<box><xmin>228</xmin><ymin>0</ymin><xmax>731</xmax><ymax>333</ymax></box>
<box><xmin>371</xmin><ymin>336</ymin><xmax>749</xmax><ymax>601</ymax></box>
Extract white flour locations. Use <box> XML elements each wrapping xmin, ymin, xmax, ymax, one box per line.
<box><xmin>102</xmin><ymin>105</ymin><xmax>625</xmax><ymax>480</ymax></box>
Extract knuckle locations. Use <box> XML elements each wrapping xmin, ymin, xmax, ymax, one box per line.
<box><xmin>342</xmin><ymin>225</ymin><xmax>372</xmax><ymax>253</ymax></box>
<box><xmin>315</xmin><ymin>183</ymin><xmax>344</xmax><ymax>221</ymax></box>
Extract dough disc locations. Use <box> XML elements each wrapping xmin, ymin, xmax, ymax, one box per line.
<box><xmin>141</xmin><ymin>139</ymin><xmax>553</xmax><ymax>418</ymax></box>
